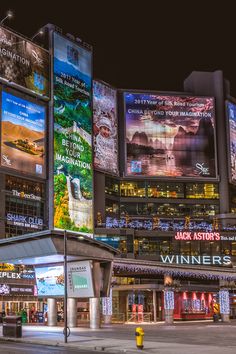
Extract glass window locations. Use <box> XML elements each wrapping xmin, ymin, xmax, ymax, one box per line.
<box><xmin>105</xmin><ymin>177</ymin><xmax>119</xmax><ymax>196</ymax></box>
<box><xmin>120</xmin><ymin>181</ymin><xmax>146</xmax><ymax>197</ymax></box>
<box><xmin>147</xmin><ymin>182</ymin><xmax>184</xmax><ymax>198</ymax></box>
<box><xmin>186</xmin><ymin>183</ymin><xmax>219</xmax><ymax>199</ymax></box>
<box><xmin>232</xmin><ymin>242</ymin><xmax>236</xmax><ymax>256</ymax></box>
<box><xmin>105</xmin><ymin>199</ymin><xmax>119</xmax><ymax>216</ymax></box>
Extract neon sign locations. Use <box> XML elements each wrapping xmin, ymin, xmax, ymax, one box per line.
<box><xmin>175</xmin><ymin>232</ymin><xmax>220</xmax><ymax>241</ymax></box>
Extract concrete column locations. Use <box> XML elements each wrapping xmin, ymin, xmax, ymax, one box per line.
<box><xmin>67</xmin><ymin>298</ymin><xmax>77</xmax><ymax>328</ymax></box>
<box><xmin>47</xmin><ymin>298</ymin><xmax>57</xmax><ymax>326</ymax></box>
<box><xmin>90</xmin><ymin>297</ymin><xmax>101</xmax><ymax>329</ymax></box>
<box><xmin>153</xmin><ymin>290</ymin><xmax>157</xmax><ymax>323</ymax></box>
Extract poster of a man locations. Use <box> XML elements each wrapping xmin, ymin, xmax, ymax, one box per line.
<box><xmin>93</xmin><ymin>81</ymin><xmax>118</xmax><ymax>174</ymax></box>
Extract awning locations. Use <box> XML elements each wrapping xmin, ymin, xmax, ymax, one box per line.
<box><xmin>114</xmin><ymin>258</ymin><xmax>236</xmax><ymax>281</ymax></box>
<box><xmin>0</xmin><ymin>229</ymin><xmax>118</xmax><ymax>265</ymax></box>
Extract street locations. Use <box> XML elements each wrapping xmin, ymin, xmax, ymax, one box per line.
<box><xmin>1</xmin><ymin>321</ymin><xmax>236</xmax><ymax>353</ymax></box>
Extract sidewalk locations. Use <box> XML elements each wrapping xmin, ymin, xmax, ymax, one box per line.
<box><xmin>1</xmin><ymin>323</ymin><xmax>236</xmax><ymax>354</ymax></box>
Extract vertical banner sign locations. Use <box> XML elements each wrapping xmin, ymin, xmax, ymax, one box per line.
<box><xmin>227</xmin><ymin>102</ymin><xmax>236</xmax><ymax>182</ymax></box>
<box><xmin>53</xmin><ymin>33</ymin><xmax>93</xmax><ymax>234</ymax></box>
<box><xmin>0</xmin><ymin>26</ymin><xmax>49</xmax><ymax>97</ymax></box>
<box><xmin>93</xmin><ymin>81</ymin><xmax>118</xmax><ymax>174</ymax></box>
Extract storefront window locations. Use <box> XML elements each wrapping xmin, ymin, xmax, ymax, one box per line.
<box><xmin>95</xmin><ymin>235</ymin><xmax>127</xmax><ymax>254</ymax></box>
<box><xmin>147</xmin><ymin>182</ymin><xmax>184</xmax><ymax>198</ymax></box>
<box><xmin>105</xmin><ymin>177</ymin><xmax>119</xmax><ymax>196</ymax></box>
<box><xmin>186</xmin><ymin>183</ymin><xmax>219</xmax><ymax>199</ymax></box>
<box><xmin>232</xmin><ymin>242</ymin><xmax>236</xmax><ymax>256</ymax></box>
<box><xmin>119</xmin><ymin>202</ymin><xmax>219</xmax><ymax>217</ymax></box>
<box><xmin>120</xmin><ymin>181</ymin><xmax>146</xmax><ymax>197</ymax></box>
<box><xmin>105</xmin><ymin>199</ymin><xmax>119</xmax><ymax>216</ymax></box>
<box><xmin>5</xmin><ymin>176</ymin><xmax>45</xmax><ymax>238</ymax></box>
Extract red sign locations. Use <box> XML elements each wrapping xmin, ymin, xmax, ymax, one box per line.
<box><xmin>175</xmin><ymin>232</ymin><xmax>220</xmax><ymax>241</ymax></box>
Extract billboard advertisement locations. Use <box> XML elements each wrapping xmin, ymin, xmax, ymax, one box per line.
<box><xmin>227</xmin><ymin>101</ymin><xmax>236</xmax><ymax>182</ymax></box>
<box><xmin>0</xmin><ymin>26</ymin><xmax>49</xmax><ymax>97</ymax></box>
<box><xmin>93</xmin><ymin>81</ymin><xmax>118</xmax><ymax>174</ymax></box>
<box><xmin>125</xmin><ymin>93</ymin><xmax>216</xmax><ymax>178</ymax></box>
<box><xmin>53</xmin><ymin>32</ymin><xmax>93</xmax><ymax>234</ymax></box>
<box><xmin>35</xmin><ymin>265</ymin><xmax>64</xmax><ymax>296</ymax></box>
<box><xmin>67</xmin><ymin>260</ymin><xmax>94</xmax><ymax>298</ymax></box>
<box><xmin>1</xmin><ymin>90</ymin><xmax>46</xmax><ymax>177</ymax></box>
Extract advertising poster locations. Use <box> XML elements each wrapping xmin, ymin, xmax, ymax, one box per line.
<box><xmin>227</xmin><ymin>102</ymin><xmax>236</xmax><ymax>182</ymax></box>
<box><xmin>93</xmin><ymin>81</ymin><xmax>118</xmax><ymax>174</ymax></box>
<box><xmin>1</xmin><ymin>91</ymin><xmax>46</xmax><ymax>177</ymax></box>
<box><xmin>35</xmin><ymin>266</ymin><xmax>64</xmax><ymax>296</ymax></box>
<box><xmin>53</xmin><ymin>32</ymin><xmax>93</xmax><ymax>234</ymax></box>
<box><xmin>67</xmin><ymin>260</ymin><xmax>94</xmax><ymax>298</ymax></box>
<box><xmin>125</xmin><ymin>93</ymin><xmax>216</xmax><ymax>178</ymax></box>
<box><xmin>0</xmin><ymin>26</ymin><xmax>49</xmax><ymax>97</ymax></box>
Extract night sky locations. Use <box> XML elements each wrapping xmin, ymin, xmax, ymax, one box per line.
<box><xmin>1</xmin><ymin>1</ymin><xmax>236</xmax><ymax>96</ymax></box>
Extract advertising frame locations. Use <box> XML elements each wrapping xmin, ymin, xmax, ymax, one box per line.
<box><xmin>0</xmin><ymin>85</ymin><xmax>47</xmax><ymax>180</ymax></box>
<box><xmin>93</xmin><ymin>79</ymin><xmax>119</xmax><ymax>177</ymax></box>
<box><xmin>51</xmin><ymin>30</ymin><xmax>94</xmax><ymax>235</ymax></box>
<box><xmin>122</xmin><ymin>89</ymin><xmax>218</xmax><ymax>181</ymax></box>
<box><xmin>225</xmin><ymin>99</ymin><xmax>236</xmax><ymax>185</ymax></box>
<box><xmin>35</xmin><ymin>264</ymin><xmax>65</xmax><ymax>298</ymax></box>
<box><xmin>67</xmin><ymin>260</ymin><xmax>94</xmax><ymax>298</ymax></box>
<box><xmin>0</xmin><ymin>25</ymin><xmax>50</xmax><ymax>101</ymax></box>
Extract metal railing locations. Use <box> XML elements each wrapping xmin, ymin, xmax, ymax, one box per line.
<box><xmin>127</xmin><ymin>312</ymin><xmax>152</xmax><ymax>323</ymax></box>
<box><xmin>111</xmin><ymin>313</ymin><xmax>125</xmax><ymax>323</ymax></box>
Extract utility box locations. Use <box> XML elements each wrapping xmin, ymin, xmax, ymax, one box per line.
<box><xmin>2</xmin><ymin>316</ymin><xmax>22</xmax><ymax>338</ymax></box>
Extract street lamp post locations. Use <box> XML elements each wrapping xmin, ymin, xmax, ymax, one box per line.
<box><xmin>64</xmin><ymin>229</ymin><xmax>68</xmax><ymax>343</ymax></box>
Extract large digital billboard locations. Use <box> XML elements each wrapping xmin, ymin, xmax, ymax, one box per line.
<box><xmin>53</xmin><ymin>32</ymin><xmax>93</xmax><ymax>234</ymax></box>
<box><xmin>227</xmin><ymin>101</ymin><xmax>236</xmax><ymax>182</ymax></box>
<box><xmin>93</xmin><ymin>81</ymin><xmax>118</xmax><ymax>174</ymax></box>
<box><xmin>0</xmin><ymin>26</ymin><xmax>49</xmax><ymax>98</ymax></box>
<box><xmin>35</xmin><ymin>266</ymin><xmax>64</xmax><ymax>297</ymax></box>
<box><xmin>125</xmin><ymin>93</ymin><xmax>216</xmax><ymax>178</ymax></box>
<box><xmin>1</xmin><ymin>91</ymin><xmax>46</xmax><ymax>177</ymax></box>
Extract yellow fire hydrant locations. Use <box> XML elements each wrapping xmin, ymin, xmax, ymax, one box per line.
<box><xmin>135</xmin><ymin>327</ymin><xmax>144</xmax><ymax>349</ymax></box>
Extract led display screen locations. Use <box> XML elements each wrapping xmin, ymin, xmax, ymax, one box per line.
<box><xmin>1</xmin><ymin>91</ymin><xmax>46</xmax><ymax>177</ymax></box>
<box><xmin>53</xmin><ymin>32</ymin><xmax>93</xmax><ymax>234</ymax></box>
<box><xmin>125</xmin><ymin>93</ymin><xmax>216</xmax><ymax>177</ymax></box>
<box><xmin>35</xmin><ymin>266</ymin><xmax>64</xmax><ymax>297</ymax></box>
<box><xmin>227</xmin><ymin>101</ymin><xmax>236</xmax><ymax>182</ymax></box>
<box><xmin>93</xmin><ymin>81</ymin><xmax>118</xmax><ymax>174</ymax></box>
<box><xmin>0</xmin><ymin>26</ymin><xmax>49</xmax><ymax>97</ymax></box>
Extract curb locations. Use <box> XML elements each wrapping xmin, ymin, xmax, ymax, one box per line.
<box><xmin>0</xmin><ymin>336</ymin><xmax>140</xmax><ymax>353</ymax></box>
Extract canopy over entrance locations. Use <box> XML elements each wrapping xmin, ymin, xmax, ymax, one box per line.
<box><xmin>0</xmin><ymin>229</ymin><xmax>117</xmax><ymax>265</ymax></box>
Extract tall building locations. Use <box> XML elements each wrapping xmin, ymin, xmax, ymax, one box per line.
<box><xmin>0</xmin><ymin>23</ymin><xmax>236</xmax><ymax>324</ymax></box>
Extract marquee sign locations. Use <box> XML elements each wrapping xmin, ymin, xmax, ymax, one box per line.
<box><xmin>160</xmin><ymin>255</ymin><xmax>231</xmax><ymax>266</ymax></box>
<box><xmin>175</xmin><ymin>232</ymin><xmax>220</xmax><ymax>241</ymax></box>
<box><xmin>6</xmin><ymin>213</ymin><xmax>43</xmax><ymax>230</ymax></box>
<box><xmin>175</xmin><ymin>232</ymin><xmax>236</xmax><ymax>241</ymax></box>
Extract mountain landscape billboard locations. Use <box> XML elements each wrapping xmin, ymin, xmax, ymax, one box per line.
<box><xmin>1</xmin><ymin>90</ymin><xmax>46</xmax><ymax>177</ymax></box>
<box><xmin>125</xmin><ymin>93</ymin><xmax>216</xmax><ymax>178</ymax></box>
<box><xmin>0</xmin><ymin>26</ymin><xmax>49</xmax><ymax>98</ymax></box>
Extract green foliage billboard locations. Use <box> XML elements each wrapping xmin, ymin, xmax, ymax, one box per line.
<box><xmin>53</xmin><ymin>32</ymin><xmax>93</xmax><ymax>234</ymax></box>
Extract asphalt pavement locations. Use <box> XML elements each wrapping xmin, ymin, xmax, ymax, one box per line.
<box><xmin>1</xmin><ymin>321</ymin><xmax>236</xmax><ymax>353</ymax></box>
